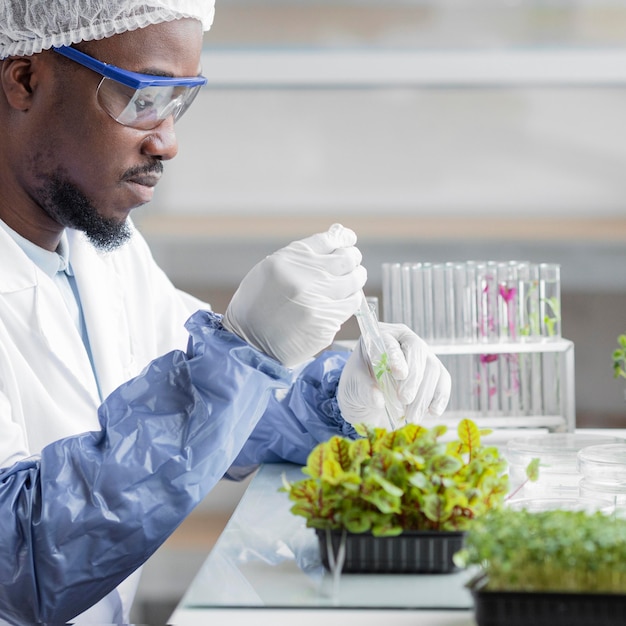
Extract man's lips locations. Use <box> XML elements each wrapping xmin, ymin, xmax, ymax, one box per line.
<box><xmin>121</xmin><ymin>164</ymin><xmax>163</xmax><ymax>204</ymax></box>
<box><xmin>126</xmin><ymin>173</ymin><xmax>161</xmax><ymax>188</ymax></box>
<box><xmin>122</xmin><ymin>162</ymin><xmax>164</xmax><ymax>188</ymax></box>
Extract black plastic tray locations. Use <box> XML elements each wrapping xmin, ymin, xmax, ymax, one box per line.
<box><xmin>315</xmin><ymin>528</ymin><xmax>465</xmax><ymax>574</ymax></box>
<box><xmin>471</xmin><ymin>577</ymin><xmax>626</xmax><ymax>626</ymax></box>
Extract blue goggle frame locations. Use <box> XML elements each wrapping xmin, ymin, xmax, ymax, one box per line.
<box><xmin>53</xmin><ymin>45</ymin><xmax>207</xmax><ymax>129</ymax></box>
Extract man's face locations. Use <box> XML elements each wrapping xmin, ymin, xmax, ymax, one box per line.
<box><xmin>22</xmin><ymin>18</ymin><xmax>204</xmax><ymax>250</ymax></box>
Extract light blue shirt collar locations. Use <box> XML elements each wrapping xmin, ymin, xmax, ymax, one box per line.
<box><xmin>0</xmin><ymin>219</ymin><xmax>72</xmax><ymax>277</ymax></box>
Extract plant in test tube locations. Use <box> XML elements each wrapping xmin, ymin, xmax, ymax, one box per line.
<box><xmin>374</xmin><ymin>352</ymin><xmax>391</xmax><ymax>381</ymax></box>
<box><xmin>476</xmin><ymin>272</ymin><xmax>499</xmax><ymax>411</ymax></box>
<box><xmin>477</xmin><ymin>354</ymin><xmax>498</xmax><ymax>410</ymax></box>
<box><xmin>542</xmin><ymin>296</ymin><xmax>561</xmax><ymax>337</ymax></box>
<box><xmin>497</xmin><ymin>282</ymin><xmax>521</xmax><ymax>403</ymax></box>
<box><xmin>613</xmin><ymin>334</ymin><xmax>626</xmax><ymax>381</ymax></box>
<box><xmin>479</xmin><ymin>275</ymin><xmax>498</xmax><ymax>338</ymax></box>
<box><xmin>498</xmin><ymin>283</ymin><xmax>519</xmax><ymax>340</ymax></box>
<box><xmin>520</xmin><ymin>281</ymin><xmax>541</xmax><ymax>338</ymax></box>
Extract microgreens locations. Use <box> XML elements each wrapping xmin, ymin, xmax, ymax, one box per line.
<box><xmin>455</xmin><ymin>507</ymin><xmax>626</xmax><ymax>593</ymax></box>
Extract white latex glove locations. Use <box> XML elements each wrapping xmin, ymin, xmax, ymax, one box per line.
<box><xmin>337</xmin><ymin>323</ymin><xmax>451</xmax><ymax>428</ymax></box>
<box><xmin>223</xmin><ymin>224</ymin><xmax>367</xmax><ymax>368</ymax></box>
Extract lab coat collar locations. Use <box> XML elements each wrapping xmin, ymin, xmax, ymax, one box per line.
<box><xmin>0</xmin><ymin>222</ymin><xmax>133</xmax><ymax>401</ymax></box>
<box><xmin>0</xmin><ymin>222</ymin><xmax>39</xmax><ymax>292</ymax></box>
<box><xmin>0</xmin><ymin>220</ymin><xmax>72</xmax><ymax>287</ymax></box>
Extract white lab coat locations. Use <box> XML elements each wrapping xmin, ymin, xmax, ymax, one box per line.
<box><xmin>0</xmin><ymin>221</ymin><xmax>208</xmax><ymax>623</ymax></box>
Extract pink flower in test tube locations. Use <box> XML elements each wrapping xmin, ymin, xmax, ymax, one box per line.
<box><xmin>480</xmin><ymin>353</ymin><xmax>498</xmax><ymax>364</ymax></box>
<box><xmin>498</xmin><ymin>285</ymin><xmax>517</xmax><ymax>303</ymax></box>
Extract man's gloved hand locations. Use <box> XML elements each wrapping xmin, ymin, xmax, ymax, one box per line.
<box><xmin>223</xmin><ymin>224</ymin><xmax>367</xmax><ymax>368</ymax></box>
<box><xmin>337</xmin><ymin>323</ymin><xmax>451</xmax><ymax>428</ymax></box>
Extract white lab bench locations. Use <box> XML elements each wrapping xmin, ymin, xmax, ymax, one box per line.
<box><xmin>169</xmin><ymin>429</ymin><xmax>625</xmax><ymax>626</ymax></box>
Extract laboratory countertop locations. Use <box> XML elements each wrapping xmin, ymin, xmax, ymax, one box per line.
<box><xmin>169</xmin><ymin>428</ymin><xmax>626</xmax><ymax>626</ymax></box>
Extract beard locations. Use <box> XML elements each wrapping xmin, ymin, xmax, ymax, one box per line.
<box><xmin>38</xmin><ymin>172</ymin><xmax>132</xmax><ymax>252</ymax></box>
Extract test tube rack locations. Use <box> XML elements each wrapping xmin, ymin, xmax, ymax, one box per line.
<box><xmin>423</xmin><ymin>339</ymin><xmax>575</xmax><ymax>434</ymax></box>
<box><xmin>381</xmin><ymin>259</ymin><xmax>575</xmax><ymax>435</ymax></box>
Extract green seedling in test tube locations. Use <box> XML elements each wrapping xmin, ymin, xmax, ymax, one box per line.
<box><xmin>355</xmin><ymin>293</ymin><xmax>405</xmax><ymax>430</ymax></box>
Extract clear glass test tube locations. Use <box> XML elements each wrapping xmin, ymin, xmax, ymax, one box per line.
<box><xmin>540</xmin><ymin>263</ymin><xmax>561</xmax><ymax>339</ymax></box>
<box><xmin>400</xmin><ymin>263</ymin><xmax>414</xmax><ymax>329</ymax></box>
<box><xmin>382</xmin><ymin>262</ymin><xmax>403</xmax><ymax>324</ymax></box>
<box><xmin>497</xmin><ymin>261</ymin><xmax>520</xmax><ymax>343</ymax></box>
<box><xmin>539</xmin><ymin>264</ymin><xmax>562</xmax><ymax>418</ymax></box>
<box><xmin>496</xmin><ymin>262</ymin><xmax>521</xmax><ymax>416</ymax></box>
<box><xmin>355</xmin><ymin>293</ymin><xmax>405</xmax><ymax>429</ymax></box>
<box><xmin>516</xmin><ymin>262</ymin><xmax>542</xmax><ymax>417</ymax></box>
<box><xmin>518</xmin><ymin>262</ymin><xmax>541</xmax><ymax>341</ymax></box>
<box><xmin>431</xmin><ymin>263</ymin><xmax>448</xmax><ymax>343</ymax></box>
<box><xmin>421</xmin><ymin>262</ymin><xmax>434</xmax><ymax>343</ymax></box>
<box><xmin>408</xmin><ymin>263</ymin><xmax>426</xmax><ymax>339</ymax></box>
<box><xmin>365</xmin><ymin>295</ymin><xmax>380</xmax><ymax>320</ymax></box>
<box><xmin>452</xmin><ymin>262</ymin><xmax>478</xmax><ymax>412</ymax></box>
<box><xmin>476</xmin><ymin>261</ymin><xmax>499</xmax><ymax>343</ymax></box>
<box><xmin>454</xmin><ymin>262</ymin><xmax>477</xmax><ymax>343</ymax></box>
<box><xmin>444</xmin><ymin>262</ymin><xmax>457</xmax><ymax>343</ymax></box>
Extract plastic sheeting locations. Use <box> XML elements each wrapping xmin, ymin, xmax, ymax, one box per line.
<box><xmin>0</xmin><ymin>310</ymin><xmax>352</xmax><ymax>624</ymax></box>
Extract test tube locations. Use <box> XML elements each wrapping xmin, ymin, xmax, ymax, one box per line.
<box><xmin>541</xmin><ymin>349</ymin><xmax>562</xmax><ymax>418</ymax></box>
<box><xmin>539</xmin><ymin>263</ymin><xmax>561</xmax><ymax>340</ymax></box>
<box><xmin>475</xmin><ymin>262</ymin><xmax>500</xmax><ymax>414</ymax></box>
<box><xmin>432</xmin><ymin>263</ymin><xmax>449</xmax><ymax>343</ymax></box>
<box><xmin>444</xmin><ymin>262</ymin><xmax>457</xmax><ymax>342</ymax></box>
<box><xmin>400</xmin><ymin>263</ymin><xmax>415</xmax><ymax>329</ymax></box>
<box><xmin>517</xmin><ymin>262</ymin><xmax>543</xmax><ymax>416</ymax></box>
<box><xmin>497</xmin><ymin>261</ymin><xmax>520</xmax><ymax>343</ymax></box>
<box><xmin>497</xmin><ymin>262</ymin><xmax>521</xmax><ymax>417</ymax></box>
<box><xmin>355</xmin><ymin>293</ymin><xmax>405</xmax><ymax>429</ymax></box>
<box><xmin>408</xmin><ymin>263</ymin><xmax>426</xmax><ymax>338</ymax></box>
<box><xmin>365</xmin><ymin>295</ymin><xmax>380</xmax><ymax>320</ymax></box>
<box><xmin>540</xmin><ymin>263</ymin><xmax>562</xmax><ymax>418</ymax></box>
<box><xmin>454</xmin><ymin>262</ymin><xmax>477</xmax><ymax>343</ymax></box>
<box><xmin>475</xmin><ymin>262</ymin><xmax>499</xmax><ymax>342</ymax></box>
<box><xmin>421</xmin><ymin>263</ymin><xmax>434</xmax><ymax>343</ymax></box>
<box><xmin>518</xmin><ymin>262</ymin><xmax>541</xmax><ymax>341</ymax></box>
<box><xmin>453</xmin><ymin>262</ymin><xmax>478</xmax><ymax>412</ymax></box>
<box><xmin>382</xmin><ymin>262</ymin><xmax>403</xmax><ymax>324</ymax></box>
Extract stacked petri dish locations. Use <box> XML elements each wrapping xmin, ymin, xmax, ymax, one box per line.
<box><xmin>505</xmin><ymin>433</ymin><xmax>626</xmax><ymax>501</ymax></box>
<box><xmin>578</xmin><ymin>444</ymin><xmax>626</xmax><ymax>508</ymax></box>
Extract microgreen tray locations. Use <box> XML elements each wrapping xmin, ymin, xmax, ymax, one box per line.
<box><xmin>471</xmin><ymin>577</ymin><xmax>626</xmax><ymax>626</ymax></box>
<box><xmin>316</xmin><ymin>529</ymin><xmax>465</xmax><ymax>574</ymax></box>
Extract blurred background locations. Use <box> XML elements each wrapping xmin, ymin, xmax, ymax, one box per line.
<box><xmin>130</xmin><ymin>1</ymin><xmax>626</xmax><ymax>621</ymax></box>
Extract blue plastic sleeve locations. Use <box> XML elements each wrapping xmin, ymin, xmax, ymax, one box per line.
<box><xmin>0</xmin><ymin>310</ymin><xmax>290</xmax><ymax>624</ymax></box>
<box><xmin>228</xmin><ymin>350</ymin><xmax>358</xmax><ymax>473</ymax></box>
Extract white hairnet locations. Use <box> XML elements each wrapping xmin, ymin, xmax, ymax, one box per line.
<box><xmin>0</xmin><ymin>0</ymin><xmax>215</xmax><ymax>60</ymax></box>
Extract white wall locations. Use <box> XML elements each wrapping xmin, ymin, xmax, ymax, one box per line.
<box><xmin>148</xmin><ymin>58</ymin><xmax>626</xmax><ymax>218</ymax></box>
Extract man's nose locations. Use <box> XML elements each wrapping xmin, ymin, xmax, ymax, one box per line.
<box><xmin>140</xmin><ymin>115</ymin><xmax>179</xmax><ymax>161</ymax></box>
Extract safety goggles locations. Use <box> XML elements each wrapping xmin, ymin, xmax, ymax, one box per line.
<box><xmin>53</xmin><ymin>46</ymin><xmax>207</xmax><ymax>130</ymax></box>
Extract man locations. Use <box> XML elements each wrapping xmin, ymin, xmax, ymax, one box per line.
<box><xmin>0</xmin><ymin>1</ymin><xmax>451</xmax><ymax>623</ymax></box>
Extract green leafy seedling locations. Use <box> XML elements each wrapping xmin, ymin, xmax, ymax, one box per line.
<box><xmin>542</xmin><ymin>296</ymin><xmax>561</xmax><ymax>337</ymax></box>
<box><xmin>374</xmin><ymin>352</ymin><xmax>391</xmax><ymax>381</ymax></box>
<box><xmin>613</xmin><ymin>334</ymin><xmax>626</xmax><ymax>381</ymax></box>
<box><xmin>281</xmin><ymin>419</ymin><xmax>510</xmax><ymax>537</ymax></box>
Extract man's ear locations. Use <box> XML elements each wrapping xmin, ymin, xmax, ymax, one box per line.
<box><xmin>0</xmin><ymin>56</ymin><xmax>38</xmax><ymax>111</ymax></box>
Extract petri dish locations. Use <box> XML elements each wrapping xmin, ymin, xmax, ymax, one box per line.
<box><xmin>507</xmin><ymin>497</ymin><xmax>614</xmax><ymax>513</ymax></box>
<box><xmin>577</xmin><ymin>444</ymin><xmax>626</xmax><ymax>482</ymax></box>
<box><xmin>505</xmin><ymin>433</ymin><xmax>626</xmax><ymax>498</ymax></box>
<box><xmin>579</xmin><ymin>477</ymin><xmax>626</xmax><ymax>508</ymax></box>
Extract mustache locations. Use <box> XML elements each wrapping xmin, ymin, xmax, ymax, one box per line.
<box><xmin>121</xmin><ymin>161</ymin><xmax>164</xmax><ymax>181</ymax></box>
